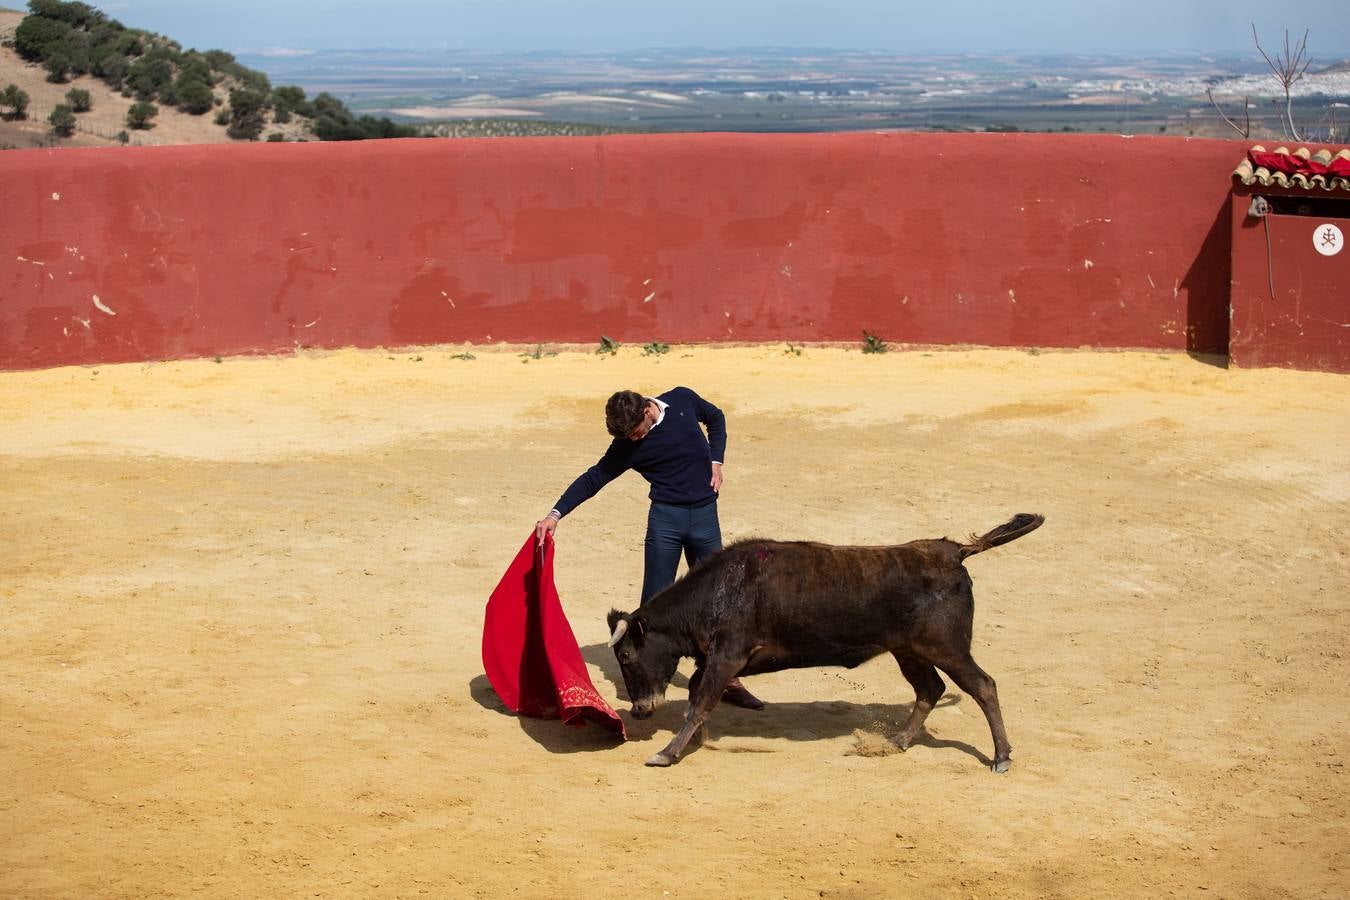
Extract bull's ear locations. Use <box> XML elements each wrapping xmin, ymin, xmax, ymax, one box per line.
<box><xmin>606</xmin><ymin>608</ymin><xmax>625</xmax><ymax>634</ymax></box>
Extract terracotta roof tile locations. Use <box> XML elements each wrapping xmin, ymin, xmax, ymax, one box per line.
<box><xmin>1233</xmin><ymin>144</ymin><xmax>1350</xmax><ymax>192</ymax></box>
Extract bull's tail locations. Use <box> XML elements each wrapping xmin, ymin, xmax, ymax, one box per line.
<box><xmin>958</xmin><ymin>513</ymin><xmax>1045</xmax><ymax>561</ymax></box>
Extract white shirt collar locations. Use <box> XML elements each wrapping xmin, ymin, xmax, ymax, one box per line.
<box><xmin>648</xmin><ymin>397</ymin><xmax>668</xmax><ymax>431</ymax></box>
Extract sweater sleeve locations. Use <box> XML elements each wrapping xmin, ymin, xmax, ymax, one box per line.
<box><xmin>552</xmin><ymin>439</ymin><xmax>632</xmax><ymax>518</ymax></box>
<box><xmin>686</xmin><ymin>387</ymin><xmax>727</xmax><ymax>465</ymax></box>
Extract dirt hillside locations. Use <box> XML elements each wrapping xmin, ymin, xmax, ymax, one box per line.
<box><xmin>1</xmin><ymin>345</ymin><xmax>1346</xmax><ymax>898</ymax></box>
<box><xmin>0</xmin><ymin>8</ymin><xmax>304</xmax><ymax>149</ymax></box>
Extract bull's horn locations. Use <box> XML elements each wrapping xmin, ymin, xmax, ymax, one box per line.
<box><xmin>607</xmin><ymin>618</ymin><xmax>630</xmax><ymax>647</ymax></box>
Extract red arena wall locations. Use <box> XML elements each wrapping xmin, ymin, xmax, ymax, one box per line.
<box><xmin>1</xmin><ymin>132</ymin><xmax>1243</xmax><ymax>370</ymax></box>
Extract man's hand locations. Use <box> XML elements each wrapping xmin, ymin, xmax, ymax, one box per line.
<box><xmin>710</xmin><ymin>462</ymin><xmax>723</xmax><ymax>493</ymax></box>
<box><xmin>535</xmin><ymin>513</ymin><xmax>559</xmax><ymax>546</ymax></box>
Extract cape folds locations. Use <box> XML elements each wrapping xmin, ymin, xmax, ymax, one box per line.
<box><xmin>482</xmin><ymin>533</ymin><xmax>626</xmax><ymax>739</ymax></box>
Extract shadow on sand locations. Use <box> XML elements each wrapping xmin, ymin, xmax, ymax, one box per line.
<box><xmin>465</xmin><ymin>642</ymin><xmax>991</xmax><ymax>767</ymax></box>
<box><xmin>467</xmin><ymin>673</ymin><xmax>625</xmax><ymax>755</ymax></box>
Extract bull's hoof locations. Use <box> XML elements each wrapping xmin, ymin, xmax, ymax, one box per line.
<box><xmin>992</xmin><ymin>758</ymin><xmax>1011</xmax><ymax>774</ymax></box>
<box><xmin>645</xmin><ymin>752</ymin><xmax>675</xmax><ymax>767</ymax></box>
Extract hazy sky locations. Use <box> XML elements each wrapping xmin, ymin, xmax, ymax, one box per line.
<box><xmin>95</xmin><ymin>1</ymin><xmax>1350</xmax><ymax>55</ymax></box>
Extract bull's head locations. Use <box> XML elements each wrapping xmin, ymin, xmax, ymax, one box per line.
<box><xmin>607</xmin><ymin>608</ymin><xmax>680</xmax><ymax>719</ymax></box>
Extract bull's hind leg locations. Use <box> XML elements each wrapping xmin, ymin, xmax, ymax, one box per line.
<box><xmin>646</xmin><ymin>658</ymin><xmax>739</xmax><ymax>767</ymax></box>
<box><xmin>889</xmin><ymin>652</ymin><xmax>946</xmax><ymax>751</ymax></box>
<box><xmin>936</xmin><ymin>652</ymin><xmax>1012</xmax><ymax>773</ymax></box>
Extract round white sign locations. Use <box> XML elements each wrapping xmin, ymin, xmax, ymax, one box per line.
<box><xmin>1313</xmin><ymin>223</ymin><xmax>1344</xmax><ymax>257</ymax></box>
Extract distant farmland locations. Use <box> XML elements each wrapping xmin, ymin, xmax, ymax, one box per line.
<box><xmin>240</xmin><ymin>47</ymin><xmax>1350</xmax><ymax>138</ymax></box>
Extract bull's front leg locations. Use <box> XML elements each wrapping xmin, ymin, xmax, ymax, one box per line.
<box><xmin>687</xmin><ymin>666</ymin><xmax>710</xmax><ymax>748</ymax></box>
<box><xmin>645</xmin><ymin>658</ymin><xmax>739</xmax><ymax>767</ymax></box>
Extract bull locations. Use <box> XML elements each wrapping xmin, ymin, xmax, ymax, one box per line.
<box><xmin>606</xmin><ymin>513</ymin><xmax>1044</xmax><ymax>772</ymax></box>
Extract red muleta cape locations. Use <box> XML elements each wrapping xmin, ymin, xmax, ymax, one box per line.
<box><xmin>482</xmin><ymin>532</ymin><xmax>626</xmax><ymax>739</ymax></box>
<box><xmin>1248</xmin><ymin>149</ymin><xmax>1350</xmax><ymax>178</ymax></box>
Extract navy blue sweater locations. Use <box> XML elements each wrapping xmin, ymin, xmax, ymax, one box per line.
<box><xmin>553</xmin><ymin>386</ymin><xmax>726</xmax><ymax>518</ymax></box>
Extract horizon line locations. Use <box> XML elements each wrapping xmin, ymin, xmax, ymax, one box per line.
<box><xmin>232</xmin><ymin>44</ymin><xmax>1350</xmax><ymax>59</ymax></box>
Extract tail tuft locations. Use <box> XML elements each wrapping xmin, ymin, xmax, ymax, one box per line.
<box><xmin>959</xmin><ymin>513</ymin><xmax>1045</xmax><ymax>560</ymax></box>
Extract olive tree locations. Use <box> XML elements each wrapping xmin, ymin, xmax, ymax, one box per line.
<box><xmin>48</xmin><ymin>104</ymin><xmax>76</xmax><ymax>136</ymax></box>
<box><xmin>126</xmin><ymin>100</ymin><xmax>157</xmax><ymax>129</ymax></box>
<box><xmin>0</xmin><ymin>84</ymin><xmax>30</xmax><ymax>119</ymax></box>
<box><xmin>65</xmin><ymin>87</ymin><xmax>92</xmax><ymax>112</ymax></box>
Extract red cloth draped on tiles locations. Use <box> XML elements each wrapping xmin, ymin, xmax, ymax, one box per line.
<box><xmin>482</xmin><ymin>532</ymin><xmax>626</xmax><ymax>739</ymax></box>
<box><xmin>1248</xmin><ymin>149</ymin><xmax>1350</xmax><ymax>178</ymax></box>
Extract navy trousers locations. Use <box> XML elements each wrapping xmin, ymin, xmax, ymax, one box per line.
<box><xmin>640</xmin><ymin>500</ymin><xmax>722</xmax><ymax>605</ymax></box>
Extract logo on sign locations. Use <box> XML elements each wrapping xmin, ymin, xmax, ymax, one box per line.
<box><xmin>1313</xmin><ymin>223</ymin><xmax>1344</xmax><ymax>257</ymax></box>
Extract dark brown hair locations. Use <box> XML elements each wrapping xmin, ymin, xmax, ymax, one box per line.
<box><xmin>605</xmin><ymin>390</ymin><xmax>647</xmax><ymax>438</ymax></box>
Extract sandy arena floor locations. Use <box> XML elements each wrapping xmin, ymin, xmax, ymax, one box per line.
<box><xmin>2</xmin><ymin>345</ymin><xmax>1347</xmax><ymax>898</ymax></box>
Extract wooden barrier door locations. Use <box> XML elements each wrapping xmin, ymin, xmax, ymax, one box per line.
<box><xmin>1231</xmin><ymin>191</ymin><xmax>1350</xmax><ymax>373</ymax></box>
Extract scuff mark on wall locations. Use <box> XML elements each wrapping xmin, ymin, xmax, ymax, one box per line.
<box><xmin>93</xmin><ymin>295</ymin><xmax>116</xmax><ymax>316</ymax></box>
